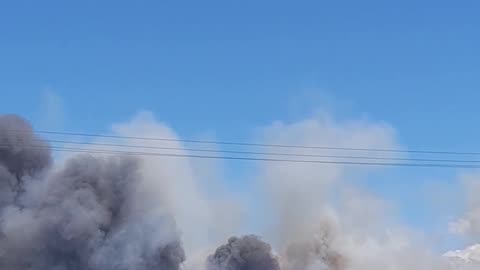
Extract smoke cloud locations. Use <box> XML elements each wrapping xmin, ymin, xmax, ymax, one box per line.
<box><xmin>0</xmin><ymin>114</ymin><xmax>185</xmax><ymax>270</ymax></box>
<box><xmin>0</xmin><ymin>112</ymin><xmax>475</xmax><ymax>270</ymax></box>
<box><xmin>0</xmin><ymin>115</ymin><xmax>51</xmax><ymax>207</ymax></box>
<box><xmin>207</xmin><ymin>235</ymin><xmax>280</xmax><ymax>270</ymax></box>
<box><xmin>254</xmin><ymin>116</ymin><xmax>456</xmax><ymax>270</ymax></box>
<box><xmin>106</xmin><ymin>112</ymin><xmax>244</xmax><ymax>269</ymax></box>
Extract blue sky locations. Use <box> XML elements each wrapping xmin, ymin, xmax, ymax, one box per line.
<box><xmin>1</xmin><ymin>0</ymin><xmax>479</xmax><ymax>249</ymax></box>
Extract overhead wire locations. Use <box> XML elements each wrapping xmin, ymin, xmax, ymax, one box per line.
<box><xmin>12</xmin><ymin>129</ymin><xmax>480</xmax><ymax>156</ymax></box>
<box><xmin>2</xmin><ymin>143</ymin><xmax>480</xmax><ymax>169</ymax></box>
<box><xmin>5</xmin><ymin>129</ymin><xmax>480</xmax><ymax>168</ymax></box>
<box><xmin>33</xmin><ymin>139</ymin><xmax>480</xmax><ymax>164</ymax></box>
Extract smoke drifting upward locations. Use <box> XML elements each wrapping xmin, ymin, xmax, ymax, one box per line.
<box><xmin>284</xmin><ymin>220</ymin><xmax>346</xmax><ymax>270</ymax></box>
<box><xmin>207</xmin><ymin>235</ymin><xmax>280</xmax><ymax>270</ymax></box>
<box><xmin>0</xmin><ymin>115</ymin><xmax>185</xmax><ymax>270</ymax></box>
<box><xmin>0</xmin><ymin>115</ymin><xmax>51</xmax><ymax>206</ymax></box>
<box><xmin>253</xmin><ymin>117</ymin><xmax>458</xmax><ymax>270</ymax></box>
<box><xmin>0</xmin><ymin>113</ymin><xmax>475</xmax><ymax>270</ymax></box>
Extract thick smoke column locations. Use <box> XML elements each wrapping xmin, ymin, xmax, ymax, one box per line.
<box><xmin>0</xmin><ymin>115</ymin><xmax>51</xmax><ymax>206</ymax></box>
<box><xmin>0</xmin><ymin>115</ymin><xmax>185</xmax><ymax>270</ymax></box>
<box><xmin>207</xmin><ymin>235</ymin><xmax>281</xmax><ymax>270</ymax></box>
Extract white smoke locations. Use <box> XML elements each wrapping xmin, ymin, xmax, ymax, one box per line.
<box><xmin>449</xmin><ymin>172</ymin><xmax>480</xmax><ymax>241</ymax></box>
<box><xmin>103</xmin><ymin>112</ymin><xmax>245</xmax><ymax>269</ymax></box>
<box><xmin>254</xmin><ymin>114</ymin><xmax>455</xmax><ymax>270</ymax></box>
<box><xmin>1</xmin><ymin>111</ymin><xmax>477</xmax><ymax>269</ymax></box>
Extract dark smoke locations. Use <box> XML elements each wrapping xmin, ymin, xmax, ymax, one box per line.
<box><xmin>0</xmin><ymin>115</ymin><xmax>51</xmax><ymax>206</ymax></box>
<box><xmin>207</xmin><ymin>235</ymin><xmax>281</xmax><ymax>270</ymax></box>
<box><xmin>0</xmin><ymin>115</ymin><xmax>185</xmax><ymax>270</ymax></box>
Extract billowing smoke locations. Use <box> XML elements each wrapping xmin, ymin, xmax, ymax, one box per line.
<box><xmin>207</xmin><ymin>235</ymin><xmax>280</xmax><ymax>270</ymax></box>
<box><xmin>0</xmin><ymin>115</ymin><xmax>51</xmax><ymax>207</ymax></box>
<box><xmin>252</xmin><ymin>116</ymin><xmax>457</xmax><ymax>270</ymax></box>
<box><xmin>0</xmin><ymin>115</ymin><xmax>185</xmax><ymax>270</ymax></box>
<box><xmin>0</xmin><ymin>113</ymin><xmax>475</xmax><ymax>270</ymax></box>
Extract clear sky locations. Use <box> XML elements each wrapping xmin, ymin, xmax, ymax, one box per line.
<box><xmin>1</xmin><ymin>0</ymin><xmax>479</xmax><ymax>250</ymax></box>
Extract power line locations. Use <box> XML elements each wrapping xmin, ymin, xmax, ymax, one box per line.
<box><xmin>37</xmin><ymin>139</ymin><xmax>480</xmax><ymax>164</ymax></box>
<box><xmin>16</xmin><ymin>129</ymin><xmax>480</xmax><ymax>156</ymax></box>
<box><xmin>3</xmin><ymin>143</ymin><xmax>480</xmax><ymax>169</ymax></box>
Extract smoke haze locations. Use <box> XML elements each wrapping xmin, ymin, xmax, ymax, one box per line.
<box><xmin>0</xmin><ymin>113</ymin><xmax>476</xmax><ymax>269</ymax></box>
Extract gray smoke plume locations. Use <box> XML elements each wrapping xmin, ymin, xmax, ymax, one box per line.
<box><xmin>0</xmin><ymin>115</ymin><xmax>51</xmax><ymax>207</ymax></box>
<box><xmin>207</xmin><ymin>235</ymin><xmax>281</xmax><ymax>270</ymax></box>
<box><xmin>285</xmin><ymin>225</ymin><xmax>346</xmax><ymax>270</ymax></box>
<box><xmin>0</xmin><ymin>113</ymin><xmax>469</xmax><ymax>270</ymax></box>
<box><xmin>253</xmin><ymin>117</ymin><xmax>459</xmax><ymax>270</ymax></box>
<box><xmin>0</xmin><ymin>115</ymin><xmax>185</xmax><ymax>270</ymax></box>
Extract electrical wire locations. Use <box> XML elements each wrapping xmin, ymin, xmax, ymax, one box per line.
<box><xmin>3</xmin><ymin>143</ymin><xmax>480</xmax><ymax>169</ymax></box>
<box><xmin>13</xmin><ymin>129</ymin><xmax>480</xmax><ymax>156</ymax></box>
<box><xmin>35</xmin><ymin>139</ymin><xmax>480</xmax><ymax>164</ymax></box>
